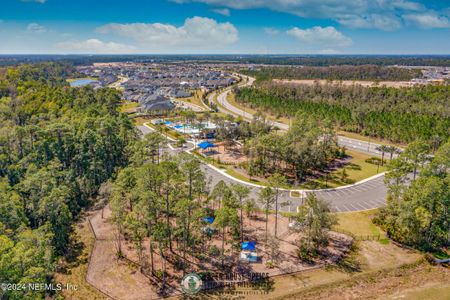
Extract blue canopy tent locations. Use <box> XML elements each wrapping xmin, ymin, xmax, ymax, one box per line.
<box><xmin>197</xmin><ymin>141</ymin><xmax>216</xmax><ymax>151</ymax></box>
<box><xmin>241</xmin><ymin>241</ymin><xmax>256</xmax><ymax>251</ymax></box>
<box><xmin>202</xmin><ymin>217</ymin><xmax>215</xmax><ymax>224</ymax></box>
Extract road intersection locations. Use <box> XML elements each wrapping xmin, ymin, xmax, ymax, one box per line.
<box><xmin>137</xmin><ymin>122</ymin><xmax>389</xmax><ymax>213</ymax></box>
<box><xmin>136</xmin><ymin>76</ymin><xmax>401</xmax><ymax>212</ymax></box>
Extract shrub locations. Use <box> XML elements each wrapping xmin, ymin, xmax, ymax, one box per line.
<box><xmin>265</xmin><ymin>260</ymin><xmax>276</xmax><ymax>268</ymax></box>
<box><xmin>208</xmin><ymin>245</ymin><xmax>220</xmax><ymax>256</ymax></box>
<box><xmin>154</xmin><ymin>269</ymin><xmax>167</xmax><ymax>280</ymax></box>
<box><xmin>365</xmin><ymin>157</ymin><xmax>385</xmax><ymax>165</ymax></box>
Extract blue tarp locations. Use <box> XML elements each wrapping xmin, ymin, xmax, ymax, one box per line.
<box><xmin>202</xmin><ymin>217</ymin><xmax>215</xmax><ymax>224</ymax></box>
<box><xmin>197</xmin><ymin>141</ymin><xmax>216</xmax><ymax>150</ymax></box>
<box><xmin>174</xmin><ymin>124</ymin><xmax>183</xmax><ymax>129</ymax></box>
<box><xmin>241</xmin><ymin>241</ymin><xmax>256</xmax><ymax>251</ymax></box>
<box><xmin>164</xmin><ymin>121</ymin><xmax>172</xmax><ymax>125</ymax></box>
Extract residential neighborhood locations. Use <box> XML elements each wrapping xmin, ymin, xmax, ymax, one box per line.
<box><xmin>77</xmin><ymin>62</ymin><xmax>237</xmax><ymax>112</ymax></box>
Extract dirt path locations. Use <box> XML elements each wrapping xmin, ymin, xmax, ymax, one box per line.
<box><xmin>86</xmin><ymin>206</ymin><xmax>159</xmax><ymax>300</ymax></box>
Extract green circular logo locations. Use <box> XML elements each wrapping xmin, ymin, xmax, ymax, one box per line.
<box><xmin>181</xmin><ymin>273</ymin><xmax>202</xmax><ymax>295</ymax></box>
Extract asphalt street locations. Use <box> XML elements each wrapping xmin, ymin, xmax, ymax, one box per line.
<box><xmin>213</xmin><ymin>76</ymin><xmax>396</xmax><ymax>158</ymax></box>
<box><xmin>136</xmin><ymin>75</ymin><xmax>401</xmax><ymax>212</ymax></box>
<box><xmin>137</xmin><ymin>124</ymin><xmax>388</xmax><ymax>212</ymax></box>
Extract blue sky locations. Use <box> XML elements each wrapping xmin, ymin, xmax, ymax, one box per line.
<box><xmin>1</xmin><ymin>0</ymin><xmax>449</xmax><ymax>54</ymax></box>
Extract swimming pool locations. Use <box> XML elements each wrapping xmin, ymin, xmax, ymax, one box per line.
<box><xmin>69</xmin><ymin>78</ymin><xmax>97</xmax><ymax>87</ymax></box>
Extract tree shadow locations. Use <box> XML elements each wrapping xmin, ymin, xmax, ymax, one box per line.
<box><xmin>57</xmin><ymin>224</ymin><xmax>87</xmax><ymax>274</ymax></box>
<box><xmin>326</xmin><ymin>243</ymin><xmax>361</xmax><ymax>274</ymax></box>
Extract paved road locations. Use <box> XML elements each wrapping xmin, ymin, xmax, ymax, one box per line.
<box><xmin>137</xmin><ymin>124</ymin><xmax>388</xmax><ymax>212</ymax></box>
<box><xmin>214</xmin><ymin>76</ymin><xmax>394</xmax><ymax>158</ymax></box>
<box><xmin>203</xmin><ymin>75</ymin><xmax>403</xmax><ymax>212</ymax></box>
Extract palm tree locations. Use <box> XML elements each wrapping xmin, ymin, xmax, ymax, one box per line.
<box><xmin>375</xmin><ymin>145</ymin><xmax>389</xmax><ymax>166</ymax></box>
<box><xmin>386</xmin><ymin>145</ymin><xmax>401</xmax><ymax>161</ymax></box>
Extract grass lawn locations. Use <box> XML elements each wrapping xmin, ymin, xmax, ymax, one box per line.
<box><xmin>143</xmin><ymin>122</ymin><xmax>181</xmax><ymax>140</ymax></box>
<box><xmin>389</xmin><ymin>284</ymin><xmax>450</xmax><ymax>300</ymax></box>
<box><xmin>119</xmin><ymin>101</ymin><xmax>139</xmax><ymax>113</ymax></box>
<box><xmin>225</xmin><ymin>167</ymin><xmax>267</xmax><ymax>185</ymax></box>
<box><xmin>333</xmin><ymin>209</ymin><xmax>386</xmax><ymax>238</ymax></box>
<box><xmin>331</xmin><ymin>150</ymin><xmax>386</xmax><ymax>183</ymax></box>
<box><xmin>131</xmin><ymin>116</ymin><xmax>150</xmax><ymax>126</ymax></box>
<box><xmin>221</xmin><ymin>149</ymin><xmax>385</xmax><ymax>189</ymax></box>
<box><xmin>66</xmin><ymin>77</ymin><xmax>97</xmax><ymax>83</ymax></box>
<box><xmin>176</xmin><ymin>89</ymin><xmax>209</xmax><ymax>109</ymax></box>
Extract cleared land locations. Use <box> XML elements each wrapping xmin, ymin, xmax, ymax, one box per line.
<box><xmin>84</xmin><ymin>204</ymin><xmax>352</xmax><ymax>299</ymax></box>
<box><xmin>194</xmin><ymin>211</ymin><xmax>425</xmax><ymax>300</ymax></box>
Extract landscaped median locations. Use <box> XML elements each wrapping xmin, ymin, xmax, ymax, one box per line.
<box><xmin>191</xmin><ymin>145</ymin><xmax>386</xmax><ymax>191</ymax></box>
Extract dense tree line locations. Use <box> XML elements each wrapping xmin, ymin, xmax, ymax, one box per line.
<box><xmin>234</xmin><ymin>55</ymin><xmax>450</xmax><ymax>67</ymax></box>
<box><xmin>242</xmin><ymin>65</ymin><xmax>421</xmax><ymax>81</ymax></box>
<box><xmin>245</xmin><ymin>112</ymin><xmax>339</xmax><ymax>183</ymax></box>
<box><xmin>2</xmin><ymin>55</ymin><xmax>449</xmax><ymax>67</ymax></box>
<box><xmin>377</xmin><ymin>140</ymin><xmax>449</xmax><ymax>250</ymax></box>
<box><xmin>0</xmin><ymin>63</ymin><xmax>135</xmax><ymax>299</ymax></box>
<box><xmin>235</xmin><ymin>82</ymin><xmax>450</xmax><ymax>143</ymax></box>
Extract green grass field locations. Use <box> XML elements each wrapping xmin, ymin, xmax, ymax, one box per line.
<box><xmin>222</xmin><ymin>149</ymin><xmax>386</xmax><ymax>189</ymax></box>
<box><xmin>333</xmin><ymin>209</ymin><xmax>385</xmax><ymax>237</ymax></box>
<box><xmin>66</xmin><ymin>77</ymin><xmax>97</xmax><ymax>83</ymax></box>
<box><xmin>119</xmin><ymin>101</ymin><xmax>139</xmax><ymax>113</ymax></box>
<box><xmin>327</xmin><ymin>150</ymin><xmax>387</xmax><ymax>184</ymax></box>
<box><xmin>176</xmin><ymin>89</ymin><xmax>209</xmax><ymax>109</ymax></box>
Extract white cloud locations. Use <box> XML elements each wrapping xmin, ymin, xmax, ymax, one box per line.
<box><xmin>26</xmin><ymin>23</ymin><xmax>47</xmax><ymax>34</ymax></box>
<box><xmin>318</xmin><ymin>49</ymin><xmax>340</xmax><ymax>54</ymax></box>
<box><xmin>21</xmin><ymin>0</ymin><xmax>47</xmax><ymax>3</ymax></box>
<box><xmin>96</xmin><ymin>17</ymin><xmax>238</xmax><ymax>49</ymax></box>
<box><xmin>287</xmin><ymin>26</ymin><xmax>352</xmax><ymax>47</ymax></box>
<box><xmin>264</xmin><ymin>27</ymin><xmax>279</xmax><ymax>35</ymax></box>
<box><xmin>212</xmin><ymin>8</ymin><xmax>230</xmax><ymax>16</ymax></box>
<box><xmin>172</xmin><ymin>0</ymin><xmax>446</xmax><ymax>30</ymax></box>
<box><xmin>338</xmin><ymin>14</ymin><xmax>402</xmax><ymax>31</ymax></box>
<box><xmin>55</xmin><ymin>39</ymin><xmax>136</xmax><ymax>54</ymax></box>
<box><xmin>403</xmin><ymin>13</ymin><xmax>450</xmax><ymax>28</ymax></box>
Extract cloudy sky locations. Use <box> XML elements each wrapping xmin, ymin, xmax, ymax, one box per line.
<box><xmin>0</xmin><ymin>0</ymin><xmax>449</xmax><ymax>54</ymax></box>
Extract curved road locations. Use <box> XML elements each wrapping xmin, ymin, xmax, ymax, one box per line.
<box><xmin>212</xmin><ymin>76</ymin><xmax>393</xmax><ymax>157</ymax></box>
<box><xmin>206</xmin><ymin>75</ymin><xmax>394</xmax><ymax>212</ymax></box>
<box><xmin>137</xmin><ymin>75</ymin><xmax>397</xmax><ymax>212</ymax></box>
<box><xmin>137</xmin><ymin>121</ymin><xmax>388</xmax><ymax>213</ymax></box>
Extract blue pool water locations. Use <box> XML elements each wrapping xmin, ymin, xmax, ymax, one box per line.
<box><xmin>70</xmin><ymin>79</ymin><xmax>97</xmax><ymax>87</ymax></box>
